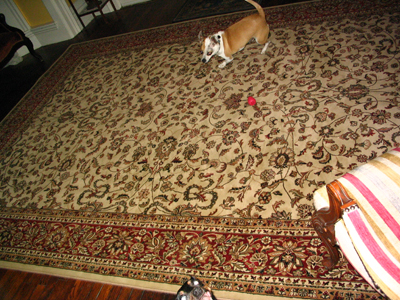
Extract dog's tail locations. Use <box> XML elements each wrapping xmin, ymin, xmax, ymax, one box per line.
<box><xmin>245</xmin><ymin>0</ymin><xmax>265</xmax><ymax>19</ymax></box>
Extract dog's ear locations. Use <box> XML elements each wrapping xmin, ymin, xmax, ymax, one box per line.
<box><xmin>198</xmin><ymin>31</ymin><xmax>204</xmax><ymax>43</ymax></box>
<box><xmin>210</xmin><ymin>35</ymin><xmax>218</xmax><ymax>45</ymax></box>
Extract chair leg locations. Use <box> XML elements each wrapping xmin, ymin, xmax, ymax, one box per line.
<box><xmin>109</xmin><ymin>0</ymin><xmax>118</xmax><ymax>12</ymax></box>
<box><xmin>23</xmin><ymin>37</ymin><xmax>44</xmax><ymax>64</ymax></box>
<box><xmin>311</xmin><ymin>180</ymin><xmax>343</xmax><ymax>270</ymax></box>
<box><xmin>312</xmin><ymin>208</ymin><xmax>341</xmax><ymax>269</ymax></box>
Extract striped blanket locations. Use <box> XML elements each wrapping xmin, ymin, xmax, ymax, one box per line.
<box><xmin>337</xmin><ymin>148</ymin><xmax>400</xmax><ymax>299</ymax></box>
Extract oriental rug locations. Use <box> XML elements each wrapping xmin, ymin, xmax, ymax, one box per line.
<box><xmin>1</xmin><ymin>0</ymin><xmax>400</xmax><ymax>299</ymax></box>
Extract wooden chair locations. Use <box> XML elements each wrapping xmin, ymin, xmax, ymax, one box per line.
<box><xmin>0</xmin><ymin>13</ymin><xmax>44</xmax><ymax>69</ymax></box>
<box><xmin>67</xmin><ymin>0</ymin><xmax>118</xmax><ymax>29</ymax></box>
<box><xmin>312</xmin><ymin>148</ymin><xmax>400</xmax><ymax>299</ymax></box>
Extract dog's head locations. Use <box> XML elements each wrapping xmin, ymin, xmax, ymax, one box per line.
<box><xmin>199</xmin><ymin>31</ymin><xmax>221</xmax><ymax>64</ymax></box>
<box><xmin>176</xmin><ymin>276</ymin><xmax>217</xmax><ymax>300</ymax></box>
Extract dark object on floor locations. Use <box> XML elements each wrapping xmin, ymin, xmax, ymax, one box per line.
<box><xmin>0</xmin><ymin>13</ymin><xmax>44</xmax><ymax>69</ymax></box>
<box><xmin>176</xmin><ymin>276</ymin><xmax>217</xmax><ymax>300</ymax></box>
<box><xmin>67</xmin><ymin>0</ymin><xmax>118</xmax><ymax>29</ymax></box>
<box><xmin>173</xmin><ymin>0</ymin><xmax>262</xmax><ymax>22</ymax></box>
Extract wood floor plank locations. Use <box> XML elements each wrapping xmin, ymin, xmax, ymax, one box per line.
<box><xmin>96</xmin><ymin>284</ymin><xmax>114</xmax><ymax>300</ymax></box>
<box><xmin>0</xmin><ymin>268</ymin><xmax>7</xmax><ymax>281</ymax></box>
<box><xmin>0</xmin><ymin>269</ymin><xmax>13</xmax><ymax>293</ymax></box>
<box><xmin>31</xmin><ymin>276</ymin><xmax>63</xmax><ymax>299</ymax></box>
<box><xmin>86</xmin><ymin>282</ymin><xmax>105</xmax><ymax>299</ymax></box>
<box><xmin>141</xmin><ymin>290</ymin><xmax>166</xmax><ymax>300</ymax></box>
<box><xmin>66</xmin><ymin>280</ymin><xmax>96</xmax><ymax>300</ymax></box>
<box><xmin>127</xmin><ymin>288</ymin><xmax>144</xmax><ymax>300</ymax></box>
<box><xmin>23</xmin><ymin>272</ymin><xmax>64</xmax><ymax>300</ymax></box>
<box><xmin>46</xmin><ymin>277</ymin><xmax>77</xmax><ymax>300</ymax></box>
<box><xmin>28</xmin><ymin>284</ymin><xmax>47</xmax><ymax>300</ymax></box>
<box><xmin>9</xmin><ymin>272</ymin><xmax>36</xmax><ymax>300</ymax></box>
<box><xmin>164</xmin><ymin>292</ymin><xmax>177</xmax><ymax>300</ymax></box>
<box><xmin>115</xmin><ymin>286</ymin><xmax>133</xmax><ymax>300</ymax></box>
<box><xmin>16</xmin><ymin>271</ymin><xmax>51</xmax><ymax>300</ymax></box>
<box><xmin>1</xmin><ymin>270</ymin><xmax>29</xmax><ymax>300</ymax></box>
<box><xmin>105</xmin><ymin>285</ymin><xmax>124</xmax><ymax>300</ymax></box>
<box><xmin>65</xmin><ymin>280</ymin><xmax>85</xmax><ymax>300</ymax></box>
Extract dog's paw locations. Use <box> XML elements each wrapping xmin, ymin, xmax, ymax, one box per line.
<box><xmin>261</xmin><ymin>41</ymin><xmax>270</xmax><ymax>54</ymax></box>
<box><xmin>218</xmin><ymin>62</ymin><xmax>227</xmax><ymax>68</ymax></box>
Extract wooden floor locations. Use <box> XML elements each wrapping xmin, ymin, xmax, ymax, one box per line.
<box><xmin>0</xmin><ymin>0</ymin><xmax>307</xmax><ymax>298</ymax></box>
<box><xmin>0</xmin><ymin>268</ymin><xmax>176</xmax><ymax>300</ymax></box>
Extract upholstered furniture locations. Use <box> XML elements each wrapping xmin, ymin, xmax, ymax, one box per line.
<box><xmin>0</xmin><ymin>13</ymin><xmax>44</xmax><ymax>69</ymax></box>
<box><xmin>312</xmin><ymin>148</ymin><xmax>400</xmax><ymax>299</ymax></box>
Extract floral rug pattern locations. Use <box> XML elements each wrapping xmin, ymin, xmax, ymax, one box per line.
<box><xmin>0</xmin><ymin>211</ymin><xmax>380</xmax><ymax>299</ymax></box>
<box><xmin>0</xmin><ymin>0</ymin><xmax>399</xmax><ymax>299</ymax></box>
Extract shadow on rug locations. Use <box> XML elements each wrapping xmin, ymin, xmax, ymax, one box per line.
<box><xmin>1</xmin><ymin>0</ymin><xmax>399</xmax><ymax>299</ymax></box>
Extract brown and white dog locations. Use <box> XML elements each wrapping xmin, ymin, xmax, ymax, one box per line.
<box><xmin>199</xmin><ymin>0</ymin><xmax>270</xmax><ymax>68</ymax></box>
<box><xmin>176</xmin><ymin>276</ymin><xmax>217</xmax><ymax>300</ymax></box>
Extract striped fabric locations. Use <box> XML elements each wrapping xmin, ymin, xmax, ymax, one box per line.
<box><xmin>338</xmin><ymin>147</ymin><xmax>400</xmax><ymax>300</ymax></box>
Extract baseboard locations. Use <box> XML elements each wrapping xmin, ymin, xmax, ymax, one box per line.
<box><xmin>30</xmin><ymin>22</ymin><xmax>60</xmax><ymax>48</ymax></box>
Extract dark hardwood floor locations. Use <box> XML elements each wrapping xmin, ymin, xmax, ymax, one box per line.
<box><xmin>0</xmin><ymin>0</ymin><xmax>308</xmax><ymax>298</ymax></box>
<box><xmin>0</xmin><ymin>268</ymin><xmax>176</xmax><ymax>300</ymax></box>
